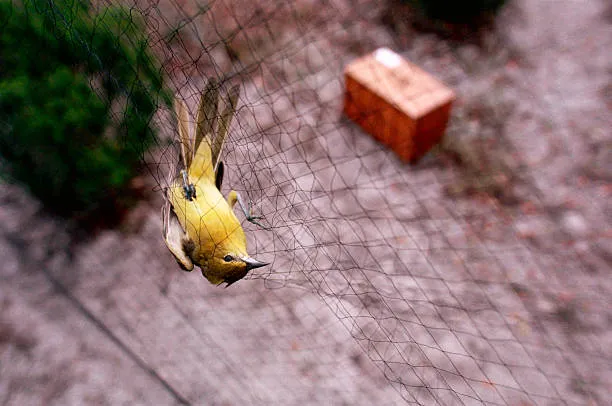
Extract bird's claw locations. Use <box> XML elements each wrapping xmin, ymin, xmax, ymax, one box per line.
<box><xmin>181</xmin><ymin>169</ymin><xmax>196</xmax><ymax>201</ymax></box>
<box><xmin>236</xmin><ymin>192</ymin><xmax>270</xmax><ymax>230</ymax></box>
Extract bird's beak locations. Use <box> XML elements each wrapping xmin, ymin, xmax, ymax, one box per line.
<box><xmin>244</xmin><ymin>257</ymin><xmax>269</xmax><ymax>271</ymax></box>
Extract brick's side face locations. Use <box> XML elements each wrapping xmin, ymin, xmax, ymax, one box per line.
<box><xmin>344</xmin><ymin>73</ymin><xmax>416</xmax><ymax>161</ymax></box>
<box><xmin>413</xmin><ymin>100</ymin><xmax>454</xmax><ymax>163</ymax></box>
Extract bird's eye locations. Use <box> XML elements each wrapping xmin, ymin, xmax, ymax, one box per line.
<box><xmin>223</xmin><ymin>255</ymin><xmax>233</xmax><ymax>262</ymax></box>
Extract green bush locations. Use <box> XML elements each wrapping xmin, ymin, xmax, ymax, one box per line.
<box><xmin>0</xmin><ymin>0</ymin><xmax>171</xmax><ymax>215</ymax></box>
<box><xmin>405</xmin><ymin>0</ymin><xmax>507</xmax><ymax>23</ymax></box>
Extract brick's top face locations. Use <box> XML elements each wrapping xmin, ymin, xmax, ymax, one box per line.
<box><xmin>345</xmin><ymin>48</ymin><xmax>455</xmax><ymax>119</ymax></box>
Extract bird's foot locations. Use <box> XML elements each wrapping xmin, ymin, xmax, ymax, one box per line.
<box><xmin>236</xmin><ymin>192</ymin><xmax>270</xmax><ymax>230</ymax></box>
<box><xmin>181</xmin><ymin>169</ymin><xmax>196</xmax><ymax>201</ymax></box>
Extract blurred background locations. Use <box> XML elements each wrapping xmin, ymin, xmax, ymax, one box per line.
<box><xmin>0</xmin><ymin>0</ymin><xmax>610</xmax><ymax>404</ymax></box>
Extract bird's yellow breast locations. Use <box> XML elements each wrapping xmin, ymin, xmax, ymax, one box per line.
<box><xmin>169</xmin><ymin>179</ymin><xmax>247</xmax><ymax>262</ymax></box>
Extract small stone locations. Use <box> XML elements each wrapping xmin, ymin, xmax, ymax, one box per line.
<box><xmin>561</xmin><ymin>212</ymin><xmax>588</xmax><ymax>236</ymax></box>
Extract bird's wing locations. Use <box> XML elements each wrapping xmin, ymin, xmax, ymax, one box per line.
<box><xmin>211</xmin><ymin>85</ymin><xmax>240</xmax><ymax>173</ymax></box>
<box><xmin>189</xmin><ymin>82</ymin><xmax>239</xmax><ymax>184</ymax></box>
<box><xmin>162</xmin><ymin>198</ymin><xmax>194</xmax><ymax>271</ymax></box>
<box><xmin>215</xmin><ymin>161</ymin><xmax>224</xmax><ymax>191</ymax></box>
<box><xmin>195</xmin><ymin>78</ymin><xmax>219</xmax><ymax>158</ymax></box>
<box><xmin>175</xmin><ymin>97</ymin><xmax>192</xmax><ymax>170</ymax></box>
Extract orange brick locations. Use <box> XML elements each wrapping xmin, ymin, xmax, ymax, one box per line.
<box><xmin>343</xmin><ymin>48</ymin><xmax>455</xmax><ymax>163</ymax></box>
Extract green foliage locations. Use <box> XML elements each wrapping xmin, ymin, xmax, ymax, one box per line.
<box><xmin>405</xmin><ymin>0</ymin><xmax>507</xmax><ymax>23</ymax></box>
<box><xmin>0</xmin><ymin>0</ymin><xmax>171</xmax><ymax>214</ymax></box>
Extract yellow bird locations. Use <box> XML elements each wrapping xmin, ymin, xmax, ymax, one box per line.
<box><xmin>162</xmin><ymin>79</ymin><xmax>268</xmax><ymax>286</ymax></box>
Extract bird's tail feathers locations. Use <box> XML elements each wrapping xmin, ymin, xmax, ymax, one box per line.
<box><xmin>176</xmin><ymin>80</ymin><xmax>240</xmax><ymax>183</ymax></box>
<box><xmin>174</xmin><ymin>97</ymin><xmax>192</xmax><ymax>170</ymax></box>
<box><xmin>195</xmin><ymin>78</ymin><xmax>219</xmax><ymax>157</ymax></box>
<box><xmin>211</xmin><ymin>84</ymin><xmax>240</xmax><ymax>173</ymax></box>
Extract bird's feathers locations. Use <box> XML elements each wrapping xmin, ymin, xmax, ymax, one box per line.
<box><xmin>180</xmin><ymin>79</ymin><xmax>239</xmax><ymax>184</ymax></box>
<box><xmin>189</xmin><ymin>126</ymin><xmax>216</xmax><ymax>183</ymax></box>
<box><xmin>195</xmin><ymin>78</ymin><xmax>219</xmax><ymax>158</ymax></box>
<box><xmin>175</xmin><ymin>98</ymin><xmax>191</xmax><ymax>170</ymax></box>
<box><xmin>215</xmin><ymin>161</ymin><xmax>225</xmax><ymax>191</ymax></box>
<box><xmin>212</xmin><ymin>84</ymin><xmax>240</xmax><ymax>173</ymax></box>
<box><xmin>162</xmin><ymin>199</ymin><xmax>194</xmax><ymax>271</ymax></box>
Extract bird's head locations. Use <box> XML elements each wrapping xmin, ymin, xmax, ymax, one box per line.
<box><xmin>199</xmin><ymin>223</ymin><xmax>268</xmax><ymax>286</ymax></box>
<box><xmin>204</xmin><ymin>252</ymin><xmax>268</xmax><ymax>286</ymax></box>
